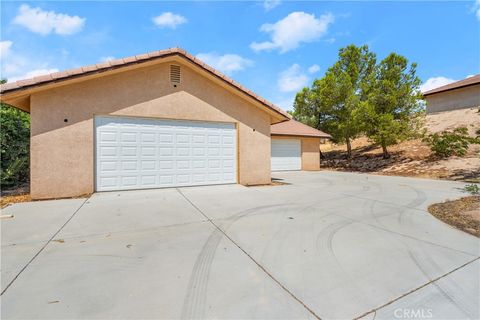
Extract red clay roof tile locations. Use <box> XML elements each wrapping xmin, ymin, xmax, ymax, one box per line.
<box><xmin>0</xmin><ymin>47</ymin><xmax>289</xmax><ymax>119</ymax></box>
<box><xmin>271</xmin><ymin>119</ymin><xmax>331</xmax><ymax>138</ymax></box>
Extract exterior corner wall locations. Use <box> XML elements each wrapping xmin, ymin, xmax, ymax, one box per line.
<box><xmin>425</xmin><ymin>85</ymin><xmax>480</xmax><ymax>114</ymax></box>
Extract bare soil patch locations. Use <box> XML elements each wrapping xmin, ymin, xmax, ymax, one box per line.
<box><xmin>428</xmin><ymin>196</ymin><xmax>480</xmax><ymax>237</ymax></box>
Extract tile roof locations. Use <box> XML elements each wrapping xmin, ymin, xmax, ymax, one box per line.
<box><xmin>271</xmin><ymin>119</ymin><xmax>331</xmax><ymax>138</ymax></box>
<box><xmin>423</xmin><ymin>74</ymin><xmax>480</xmax><ymax>96</ymax></box>
<box><xmin>0</xmin><ymin>47</ymin><xmax>290</xmax><ymax>120</ymax></box>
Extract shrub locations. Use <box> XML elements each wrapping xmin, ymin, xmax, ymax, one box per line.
<box><xmin>423</xmin><ymin>127</ymin><xmax>479</xmax><ymax>158</ymax></box>
<box><xmin>464</xmin><ymin>184</ymin><xmax>479</xmax><ymax>195</ymax></box>
<box><xmin>0</xmin><ymin>104</ymin><xmax>30</xmax><ymax>189</ymax></box>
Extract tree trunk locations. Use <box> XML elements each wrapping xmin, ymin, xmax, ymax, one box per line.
<box><xmin>346</xmin><ymin>138</ymin><xmax>352</xmax><ymax>159</ymax></box>
<box><xmin>381</xmin><ymin>142</ymin><xmax>390</xmax><ymax>159</ymax></box>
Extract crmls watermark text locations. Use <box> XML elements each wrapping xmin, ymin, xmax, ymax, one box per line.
<box><xmin>394</xmin><ymin>308</ymin><xmax>433</xmax><ymax>319</ymax></box>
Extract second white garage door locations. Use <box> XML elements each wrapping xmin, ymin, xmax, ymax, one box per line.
<box><xmin>271</xmin><ymin>138</ymin><xmax>301</xmax><ymax>171</ymax></box>
<box><xmin>95</xmin><ymin>116</ymin><xmax>237</xmax><ymax>191</ymax></box>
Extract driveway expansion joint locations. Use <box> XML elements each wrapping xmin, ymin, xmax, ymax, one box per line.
<box><xmin>176</xmin><ymin>187</ymin><xmax>323</xmax><ymax>320</ymax></box>
<box><xmin>353</xmin><ymin>256</ymin><xmax>480</xmax><ymax>320</ymax></box>
<box><xmin>0</xmin><ymin>196</ymin><xmax>90</xmax><ymax>296</ymax></box>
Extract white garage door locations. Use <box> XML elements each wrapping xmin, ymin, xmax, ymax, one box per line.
<box><xmin>271</xmin><ymin>139</ymin><xmax>301</xmax><ymax>171</ymax></box>
<box><xmin>95</xmin><ymin>116</ymin><xmax>237</xmax><ymax>191</ymax></box>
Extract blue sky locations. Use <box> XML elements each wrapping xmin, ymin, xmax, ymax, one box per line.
<box><xmin>1</xmin><ymin>1</ymin><xmax>479</xmax><ymax>110</ymax></box>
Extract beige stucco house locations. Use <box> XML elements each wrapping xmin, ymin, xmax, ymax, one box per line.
<box><xmin>423</xmin><ymin>74</ymin><xmax>480</xmax><ymax>114</ymax></box>
<box><xmin>0</xmin><ymin>48</ymin><xmax>328</xmax><ymax>199</ymax></box>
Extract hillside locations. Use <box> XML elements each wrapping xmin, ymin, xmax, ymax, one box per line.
<box><xmin>321</xmin><ymin>107</ymin><xmax>480</xmax><ymax>181</ymax></box>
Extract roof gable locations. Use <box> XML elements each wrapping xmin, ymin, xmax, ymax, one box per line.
<box><xmin>0</xmin><ymin>48</ymin><xmax>290</xmax><ymax>121</ymax></box>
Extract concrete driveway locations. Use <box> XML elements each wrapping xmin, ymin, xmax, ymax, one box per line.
<box><xmin>1</xmin><ymin>171</ymin><xmax>479</xmax><ymax>319</ymax></box>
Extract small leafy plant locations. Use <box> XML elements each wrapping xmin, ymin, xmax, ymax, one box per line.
<box><xmin>422</xmin><ymin>127</ymin><xmax>479</xmax><ymax>158</ymax></box>
<box><xmin>464</xmin><ymin>183</ymin><xmax>479</xmax><ymax>195</ymax></box>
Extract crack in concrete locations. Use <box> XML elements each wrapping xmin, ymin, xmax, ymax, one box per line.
<box><xmin>353</xmin><ymin>257</ymin><xmax>480</xmax><ymax>320</ymax></box>
<box><xmin>176</xmin><ymin>188</ymin><xmax>322</xmax><ymax>320</ymax></box>
<box><xmin>1</xmin><ymin>196</ymin><xmax>90</xmax><ymax>296</ymax></box>
<box><xmin>31</xmin><ymin>218</ymin><xmax>210</xmax><ymax>244</ymax></box>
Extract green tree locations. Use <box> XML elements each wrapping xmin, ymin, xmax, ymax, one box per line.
<box><xmin>359</xmin><ymin>53</ymin><xmax>423</xmax><ymax>158</ymax></box>
<box><xmin>0</xmin><ymin>79</ymin><xmax>30</xmax><ymax>189</ymax></box>
<box><xmin>292</xmin><ymin>44</ymin><xmax>376</xmax><ymax>158</ymax></box>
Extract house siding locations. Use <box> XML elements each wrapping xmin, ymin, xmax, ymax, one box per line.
<box><xmin>425</xmin><ymin>84</ymin><xmax>480</xmax><ymax>114</ymax></box>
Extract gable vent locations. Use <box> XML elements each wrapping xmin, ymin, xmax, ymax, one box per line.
<box><xmin>170</xmin><ymin>65</ymin><xmax>181</xmax><ymax>84</ymax></box>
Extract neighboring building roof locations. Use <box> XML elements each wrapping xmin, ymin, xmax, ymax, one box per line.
<box><xmin>271</xmin><ymin>119</ymin><xmax>331</xmax><ymax>138</ymax></box>
<box><xmin>423</xmin><ymin>74</ymin><xmax>480</xmax><ymax>96</ymax></box>
<box><xmin>0</xmin><ymin>47</ymin><xmax>290</xmax><ymax>120</ymax></box>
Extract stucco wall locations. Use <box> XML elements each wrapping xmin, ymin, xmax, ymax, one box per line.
<box><xmin>301</xmin><ymin>137</ymin><xmax>321</xmax><ymax>171</ymax></box>
<box><xmin>30</xmin><ymin>61</ymin><xmax>272</xmax><ymax>199</ymax></box>
<box><xmin>425</xmin><ymin>85</ymin><xmax>480</xmax><ymax>114</ymax></box>
<box><xmin>271</xmin><ymin>136</ymin><xmax>321</xmax><ymax>171</ymax></box>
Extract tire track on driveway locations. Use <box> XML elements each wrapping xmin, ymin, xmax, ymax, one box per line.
<box><xmin>347</xmin><ymin>184</ymin><xmax>476</xmax><ymax>319</ymax></box>
<box><xmin>177</xmin><ymin>188</ymin><xmax>322</xmax><ymax>320</ymax></box>
<box><xmin>354</xmin><ymin>257</ymin><xmax>480</xmax><ymax>320</ymax></box>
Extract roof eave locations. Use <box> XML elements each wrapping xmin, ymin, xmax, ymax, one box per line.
<box><xmin>0</xmin><ymin>49</ymin><xmax>290</xmax><ymax>122</ymax></box>
<box><xmin>271</xmin><ymin>133</ymin><xmax>332</xmax><ymax>139</ymax></box>
<box><xmin>423</xmin><ymin>80</ymin><xmax>480</xmax><ymax>96</ymax></box>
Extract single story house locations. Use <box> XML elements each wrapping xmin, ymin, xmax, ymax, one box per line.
<box><xmin>271</xmin><ymin>119</ymin><xmax>331</xmax><ymax>171</ymax></box>
<box><xmin>423</xmin><ymin>74</ymin><xmax>480</xmax><ymax>114</ymax></box>
<box><xmin>0</xmin><ymin>48</ymin><xmax>328</xmax><ymax>199</ymax></box>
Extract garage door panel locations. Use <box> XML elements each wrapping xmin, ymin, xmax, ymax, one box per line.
<box><xmin>95</xmin><ymin>116</ymin><xmax>237</xmax><ymax>191</ymax></box>
<box><xmin>271</xmin><ymin>139</ymin><xmax>301</xmax><ymax>171</ymax></box>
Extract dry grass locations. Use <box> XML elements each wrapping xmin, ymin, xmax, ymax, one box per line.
<box><xmin>0</xmin><ymin>193</ymin><xmax>91</xmax><ymax>209</ymax></box>
<box><xmin>1</xmin><ymin>194</ymin><xmax>31</xmax><ymax>209</ymax></box>
<box><xmin>428</xmin><ymin>196</ymin><xmax>480</xmax><ymax>237</ymax></box>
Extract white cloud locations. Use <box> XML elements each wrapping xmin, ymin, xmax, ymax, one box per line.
<box><xmin>1</xmin><ymin>42</ymin><xmax>58</xmax><ymax>83</ymax></box>
<box><xmin>8</xmin><ymin>68</ymin><xmax>59</xmax><ymax>82</ymax></box>
<box><xmin>466</xmin><ymin>74</ymin><xmax>475</xmax><ymax>78</ymax></box>
<box><xmin>475</xmin><ymin>0</ymin><xmax>480</xmax><ymax>20</ymax></box>
<box><xmin>250</xmin><ymin>12</ymin><xmax>334</xmax><ymax>53</ymax></box>
<box><xmin>274</xmin><ymin>95</ymin><xmax>296</xmax><ymax>111</ymax></box>
<box><xmin>152</xmin><ymin>12</ymin><xmax>187</xmax><ymax>29</ymax></box>
<box><xmin>420</xmin><ymin>76</ymin><xmax>456</xmax><ymax>93</ymax></box>
<box><xmin>196</xmin><ymin>52</ymin><xmax>253</xmax><ymax>75</ymax></box>
<box><xmin>308</xmin><ymin>64</ymin><xmax>320</xmax><ymax>74</ymax></box>
<box><xmin>13</xmin><ymin>4</ymin><xmax>85</xmax><ymax>35</ymax></box>
<box><xmin>263</xmin><ymin>0</ymin><xmax>281</xmax><ymax>11</ymax></box>
<box><xmin>0</xmin><ymin>41</ymin><xmax>13</xmax><ymax>59</ymax></box>
<box><xmin>100</xmin><ymin>56</ymin><xmax>115</xmax><ymax>62</ymax></box>
<box><xmin>278</xmin><ymin>64</ymin><xmax>309</xmax><ymax>92</ymax></box>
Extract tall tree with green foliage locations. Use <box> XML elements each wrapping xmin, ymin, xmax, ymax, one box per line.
<box><xmin>358</xmin><ymin>53</ymin><xmax>423</xmax><ymax>158</ymax></box>
<box><xmin>0</xmin><ymin>79</ymin><xmax>30</xmax><ymax>189</ymax></box>
<box><xmin>292</xmin><ymin>44</ymin><xmax>376</xmax><ymax>158</ymax></box>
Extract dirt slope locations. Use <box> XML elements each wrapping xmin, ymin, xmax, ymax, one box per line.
<box><xmin>321</xmin><ymin>107</ymin><xmax>480</xmax><ymax>181</ymax></box>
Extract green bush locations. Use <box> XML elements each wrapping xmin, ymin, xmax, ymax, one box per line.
<box><xmin>464</xmin><ymin>183</ymin><xmax>479</xmax><ymax>195</ymax></box>
<box><xmin>422</xmin><ymin>127</ymin><xmax>479</xmax><ymax>158</ymax></box>
<box><xmin>1</xmin><ymin>104</ymin><xmax>30</xmax><ymax>189</ymax></box>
